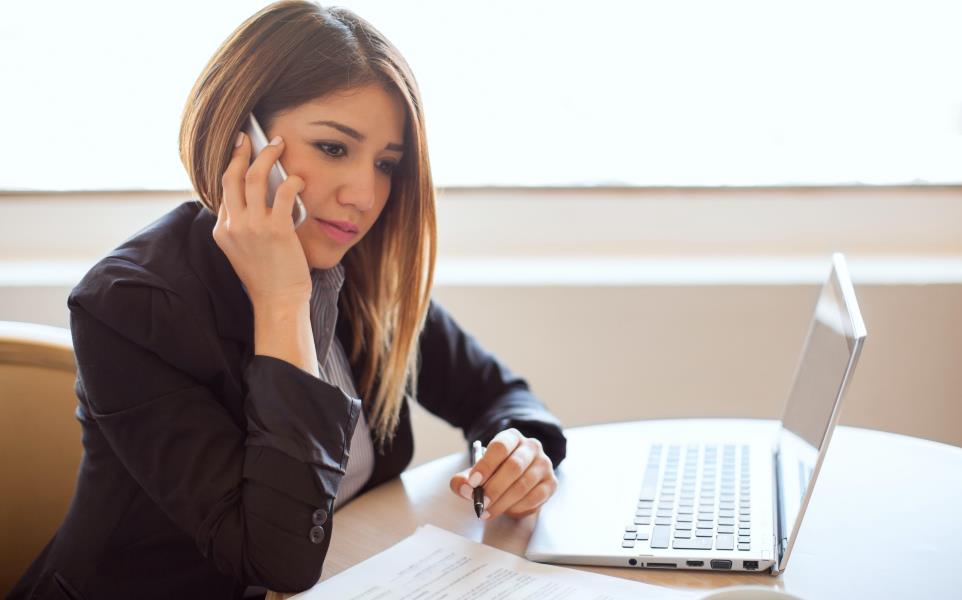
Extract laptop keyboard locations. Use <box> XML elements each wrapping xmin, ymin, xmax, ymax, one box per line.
<box><xmin>622</xmin><ymin>444</ymin><xmax>753</xmax><ymax>552</ymax></box>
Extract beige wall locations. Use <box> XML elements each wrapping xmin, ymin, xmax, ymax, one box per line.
<box><xmin>1</xmin><ymin>188</ymin><xmax>959</xmax><ymax>468</ymax></box>
<box><xmin>409</xmin><ymin>282</ymin><xmax>962</xmax><ymax>467</ymax></box>
<box><xmin>5</xmin><ymin>280</ymin><xmax>958</xmax><ymax>468</ymax></box>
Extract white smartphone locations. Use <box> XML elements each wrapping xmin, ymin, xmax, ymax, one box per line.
<box><xmin>242</xmin><ymin>112</ymin><xmax>307</xmax><ymax>228</ymax></box>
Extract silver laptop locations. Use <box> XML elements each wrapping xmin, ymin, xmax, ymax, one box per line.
<box><xmin>526</xmin><ymin>253</ymin><xmax>866</xmax><ymax>575</ymax></box>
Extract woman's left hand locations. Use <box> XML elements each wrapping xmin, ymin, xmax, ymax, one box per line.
<box><xmin>449</xmin><ymin>428</ymin><xmax>558</xmax><ymax>520</ymax></box>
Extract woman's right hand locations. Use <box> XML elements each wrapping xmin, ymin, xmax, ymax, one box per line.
<box><xmin>215</xmin><ymin>131</ymin><xmax>319</xmax><ymax>376</ymax></box>
<box><xmin>213</xmin><ymin>131</ymin><xmax>311</xmax><ymax>310</ymax></box>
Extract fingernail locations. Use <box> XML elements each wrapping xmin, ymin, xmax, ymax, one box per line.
<box><xmin>481</xmin><ymin>511</ymin><xmax>490</xmax><ymax>520</ymax></box>
<box><xmin>234</xmin><ymin>132</ymin><xmax>244</xmax><ymax>148</ymax></box>
<box><xmin>483</xmin><ymin>496</ymin><xmax>491</xmax><ymax>509</ymax></box>
<box><xmin>459</xmin><ymin>484</ymin><xmax>472</xmax><ymax>500</ymax></box>
<box><xmin>269</xmin><ymin>135</ymin><xmax>283</xmax><ymax>146</ymax></box>
<box><xmin>468</xmin><ymin>472</ymin><xmax>482</xmax><ymax>487</ymax></box>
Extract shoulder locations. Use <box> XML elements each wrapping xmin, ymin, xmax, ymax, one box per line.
<box><xmin>68</xmin><ymin>201</ymin><xmax>218</xmax><ymax>356</ymax></box>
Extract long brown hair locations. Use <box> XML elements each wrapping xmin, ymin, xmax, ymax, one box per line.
<box><xmin>179</xmin><ymin>1</ymin><xmax>436</xmax><ymax>448</ymax></box>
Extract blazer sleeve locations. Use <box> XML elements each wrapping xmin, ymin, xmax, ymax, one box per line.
<box><xmin>68</xmin><ymin>258</ymin><xmax>359</xmax><ymax>592</ymax></box>
<box><xmin>414</xmin><ymin>300</ymin><xmax>567</xmax><ymax>469</ymax></box>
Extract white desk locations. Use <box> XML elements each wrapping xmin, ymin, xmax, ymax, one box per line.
<box><xmin>271</xmin><ymin>419</ymin><xmax>962</xmax><ymax>599</ymax></box>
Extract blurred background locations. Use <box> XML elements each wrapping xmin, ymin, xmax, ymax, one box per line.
<box><xmin>1</xmin><ymin>0</ymin><xmax>960</xmax><ymax>467</ymax></box>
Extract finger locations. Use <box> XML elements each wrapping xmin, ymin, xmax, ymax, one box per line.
<box><xmin>503</xmin><ymin>479</ymin><xmax>557</xmax><ymax>519</ymax></box>
<box><xmin>449</xmin><ymin>467</ymin><xmax>475</xmax><ymax>501</ymax></box>
<box><xmin>270</xmin><ymin>174</ymin><xmax>304</xmax><ymax>228</ymax></box>
<box><xmin>467</xmin><ymin>428</ymin><xmax>523</xmax><ymax>489</ymax></box>
<box><xmin>245</xmin><ymin>135</ymin><xmax>286</xmax><ymax>218</ymax></box>
<box><xmin>484</xmin><ymin>453</ymin><xmax>550</xmax><ymax>520</ymax></box>
<box><xmin>222</xmin><ymin>130</ymin><xmax>251</xmax><ymax>218</ymax></box>
<box><xmin>480</xmin><ymin>438</ymin><xmax>538</xmax><ymax>509</ymax></box>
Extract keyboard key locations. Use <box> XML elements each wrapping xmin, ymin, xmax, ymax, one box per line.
<box><xmin>674</xmin><ymin>529</ymin><xmax>691</xmax><ymax>539</ymax></box>
<box><xmin>625</xmin><ymin>525</ymin><xmax>637</xmax><ymax>532</ymax></box>
<box><xmin>623</xmin><ymin>532</ymin><xmax>636</xmax><ymax>540</ymax></box>
<box><xmin>636</xmin><ymin>509</ymin><xmax>652</xmax><ymax>518</ymax></box>
<box><xmin>673</xmin><ymin>537</ymin><xmax>713</xmax><ymax>550</ymax></box>
<box><xmin>717</xmin><ymin>525</ymin><xmax>734</xmax><ymax>534</ymax></box>
<box><xmin>622</xmin><ymin>541</ymin><xmax>635</xmax><ymax>548</ymax></box>
<box><xmin>697</xmin><ymin>520</ymin><xmax>714</xmax><ymax>529</ymax></box>
<box><xmin>634</xmin><ymin>518</ymin><xmax>651</xmax><ymax>526</ymax></box>
<box><xmin>739</xmin><ymin>535</ymin><xmax>751</xmax><ymax>543</ymax></box>
<box><xmin>695</xmin><ymin>528</ymin><xmax>713</xmax><ymax>537</ymax></box>
<box><xmin>738</xmin><ymin>543</ymin><xmax>751</xmax><ymax>551</ymax></box>
<box><xmin>675</xmin><ymin>522</ymin><xmax>692</xmax><ymax>530</ymax></box>
<box><xmin>640</xmin><ymin>466</ymin><xmax>659</xmax><ymax>500</ymax></box>
<box><xmin>677</xmin><ymin>514</ymin><xmax>693</xmax><ymax>522</ymax></box>
<box><xmin>651</xmin><ymin>526</ymin><xmax>670</xmax><ymax>548</ymax></box>
<box><xmin>677</xmin><ymin>507</ymin><xmax>693</xmax><ymax>515</ymax></box>
<box><xmin>718</xmin><ymin>517</ymin><xmax>735</xmax><ymax>526</ymax></box>
<box><xmin>655</xmin><ymin>517</ymin><xmax>672</xmax><ymax>526</ymax></box>
<box><xmin>656</xmin><ymin>509</ymin><xmax>673</xmax><ymax>517</ymax></box>
<box><xmin>716</xmin><ymin>534</ymin><xmax>734</xmax><ymax>550</ymax></box>
<box><xmin>719</xmin><ymin>510</ymin><xmax>734</xmax><ymax>518</ymax></box>
<box><xmin>636</xmin><ymin>530</ymin><xmax>650</xmax><ymax>540</ymax></box>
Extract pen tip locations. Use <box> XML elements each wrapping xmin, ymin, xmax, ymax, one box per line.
<box><xmin>474</xmin><ymin>503</ymin><xmax>483</xmax><ymax>518</ymax></box>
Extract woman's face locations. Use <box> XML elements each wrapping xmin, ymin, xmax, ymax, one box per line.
<box><xmin>266</xmin><ymin>83</ymin><xmax>406</xmax><ymax>270</ymax></box>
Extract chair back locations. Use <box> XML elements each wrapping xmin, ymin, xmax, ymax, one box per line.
<box><xmin>0</xmin><ymin>321</ymin><xmax>80</xmax><ymax>595</ymax></box>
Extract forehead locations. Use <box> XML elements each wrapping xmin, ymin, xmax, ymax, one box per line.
<box><xmin>292</xmin><ymin>84</ymin><xmax>406</xmax><ymax>142</ymax></box>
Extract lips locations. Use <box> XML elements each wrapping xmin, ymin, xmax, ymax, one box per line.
<box><xmin>318</xmin><ymin>219</ymin><xmax>358</xmax><ymax>233</ymax></box>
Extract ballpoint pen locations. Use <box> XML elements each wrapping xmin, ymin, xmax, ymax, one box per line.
<box><xmin>470</xmin><ymin>440</ymin><xmax>485</xmax><ymax>518</ymax></box>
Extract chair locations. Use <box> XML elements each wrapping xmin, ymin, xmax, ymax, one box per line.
<box><xmin>0</xmin><ymin>321</ymin><xmax>80</xmax><ymax>595</ymax></box>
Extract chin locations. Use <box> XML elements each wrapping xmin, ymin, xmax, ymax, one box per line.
<box><xmin>305</xmin><ymin>249</ymin><xmax>345</xmax><ymax>270</ymax></box>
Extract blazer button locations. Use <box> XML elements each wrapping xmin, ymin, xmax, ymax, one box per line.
<box><xmin>309</xmin><ymin>525</ymin><xmax>325</xmax><ymax>544</ymax></box>
<box><xmin>312</xmin><ymin>509</ymin><xmax>328</xmax><ymax>525</ymax></box>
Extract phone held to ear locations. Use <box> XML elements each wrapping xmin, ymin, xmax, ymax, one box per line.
<box><xmin>242</xmin><ymin>112</ymin><xmax>308</xmax><ymax>228</ymax></box>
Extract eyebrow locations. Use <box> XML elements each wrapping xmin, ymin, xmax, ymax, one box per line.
<box><xmin>309</xmin><ymin>120</ymin><xmax>404</xmax><ymax>152</ymax></box>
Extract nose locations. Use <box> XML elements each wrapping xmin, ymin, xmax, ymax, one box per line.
<box><xmin>336</xmin><ymin>164</ymin><xmax>378</xmax><ymax>212</ymax></box>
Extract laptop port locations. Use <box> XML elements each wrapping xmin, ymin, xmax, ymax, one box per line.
<box><xmin>710</xmin><ymin>559</ymin><xmax>733</xmax><ymax>570</ymax></box>
<box><xmin>628</xmin><ymin>558</ymin><xmax>638</xmax><ymax>566</ymax></box>
<box><xmin>646</xmin><ymin>562</ymin><xmax>677</xmax><ymax>568</ymax></box>
<box><xmin>686</xmin><ymin>560</ymin><xmax>704</xmax><ymax>567</ymax></box>
<box><xmin>743</xmin><ymin>560</ymin><xmax>759</xmax><ymax>570</ymax></box>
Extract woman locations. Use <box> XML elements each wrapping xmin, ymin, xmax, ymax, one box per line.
<box><xmin>11</xmin><ymin>2</ymin><xmax>566</xmax><ymax>599</ymax></box>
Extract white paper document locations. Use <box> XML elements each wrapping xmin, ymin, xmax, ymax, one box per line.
<box><xmin>291</xmin><ymin>524</ymin><xmax>698</xmax><ymax>599</ymax></box>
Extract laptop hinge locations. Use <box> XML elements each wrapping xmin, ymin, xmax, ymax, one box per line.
<box><xmin>771</xmin><ymin>448</ymin><xmax>787</xmax><ymax>575</ymax></box>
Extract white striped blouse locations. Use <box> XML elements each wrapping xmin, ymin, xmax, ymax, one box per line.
<box><xmin>307</xmin><ymin>264</ymin><xmax>374</xmax><ymax>511</ymax></box>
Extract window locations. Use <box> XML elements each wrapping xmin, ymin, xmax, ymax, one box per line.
<box><xmin>3</xmin><ymin>0</ymin><xmax>960</xmax><ymax>191</ymax></box>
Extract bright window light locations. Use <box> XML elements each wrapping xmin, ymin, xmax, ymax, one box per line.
<box><xmin>2</xmin><ymin>0</ymin><xmax>960</xmax><ymax>191</ymax></box>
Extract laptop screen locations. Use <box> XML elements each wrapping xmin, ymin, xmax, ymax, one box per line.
<box><xmin>775</xmin><ymin>254</ymin><xmax>866</xmax><ymax>572</ymax></box>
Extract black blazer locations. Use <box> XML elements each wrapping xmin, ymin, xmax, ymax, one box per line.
<box><xmin>11</xmin><ymin>201</ymin><xmax>566</xmax><ymax>600</ymax></box>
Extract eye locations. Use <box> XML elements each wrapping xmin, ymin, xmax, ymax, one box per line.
<box><xmin>377</xmin><ymin>159</ymin><xmax>399</xmax><ymax>175</ymax></box>
<box><xmin>314</xmin><ymin>142</ymin><xmax>346</xmax><ymax>158</ymax></box>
